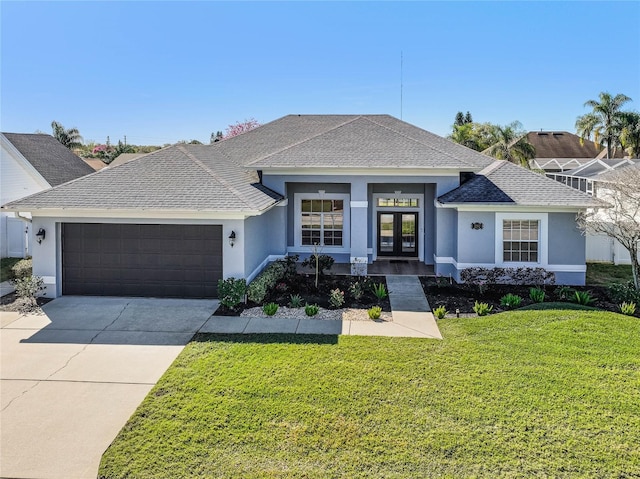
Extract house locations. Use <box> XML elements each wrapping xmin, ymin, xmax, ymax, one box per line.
<box><xmin>1</xmin><ymin>115</ymin><xmax>600</xmax><ymax>298</ymax></box>
<box><xmin>0</xmin><ymin>133</ymin><xmax>95</xmax><ymax>258</ymax></box>
<box><xmin>527</xmin><ymin>131</ymin><xmax>625</xmax><ymax>172</ymax></box>
<box><xmin>546</xmin><ymin>158</ymin><xmax>638</xmax><ymax>195</ymax></box>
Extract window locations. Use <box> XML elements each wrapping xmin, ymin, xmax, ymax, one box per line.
<box><xmin>503</xmin><ymin>220</ymin><xmax>539</xmax><ymax>262</ymax></box>
<box><xmin>301</xmin><ymin>199</ymin><xmax>344</xmax><ymax>246</ymax></box>
<box><xmin>377</xmin><ymin>198</ymin><xmax>419</xmax><ymax>207</ymax></box>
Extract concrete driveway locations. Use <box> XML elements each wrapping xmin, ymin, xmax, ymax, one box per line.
<box><xmin>0</xmin><ymin>296</ymin><xmax>218</xmax><ymax>479</ymax></box>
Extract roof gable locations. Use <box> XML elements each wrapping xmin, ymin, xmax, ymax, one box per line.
<box><xmin>1</xmin><ymin>133</ymin><xmax>95</xmax><ymax>186</ymax></box>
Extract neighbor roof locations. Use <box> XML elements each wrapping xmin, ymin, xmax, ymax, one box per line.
<box><xmin>2</xmin><ymin>133</ymin><xmax>95</xmax><ymax>186</ymax></box>
<box><xmin>438</xmin><ymin>160</ymin><xmax>601</xmax><ymax>207</ymax></box>
<box><xmin>595</xmin><ymin>162</ymin><xmax>640</xmax><ymax>183</ymax></box>
<box><xmin>223</xmin><ymin>115</ymin><xmax>494</xmax><ymax>170</ymax></box>
<box><xmin>3</xmin><ymin>144</ymin><xmax>282</xmax><ymax>213</ymax></box>
<box><xmin>526</xmin><ymin>131</ymin><xmax>624</xmax><ymax>160</ymax></box>
<box><xmin>110</xmin><ymin>152</ymin><xmax>146</xmax><ymax>166</ymax></box>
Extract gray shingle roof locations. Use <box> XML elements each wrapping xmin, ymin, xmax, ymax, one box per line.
<box><xmin>3</xmin><ymin>145</ymin><xmax>282</xmax><ymax>212</ymax></box>
<box><xmin>2</xmin><ymin>133</ymin><xmax>95</xmax><ymax>186</ymax></box>
<box><xmin>438</xmin><ymin>160</ymin><xmax>601</xmax><ymax>207</ymax></box>
<box><xmin>226</xmin><ymin>115</ymin><xmax>494</xmax><ymax>169</ymax></box>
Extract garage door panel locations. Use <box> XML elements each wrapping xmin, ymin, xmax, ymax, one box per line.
<box><xmin>63</xmin><ymin>224</ymin><xmax>222</xmax><ymax>298</ymax></box>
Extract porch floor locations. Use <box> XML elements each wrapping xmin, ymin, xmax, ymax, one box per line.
<box><xmin>318</xmin><ymin>260</ymin><xmax>435</xmax><ymax>276</ymax></box>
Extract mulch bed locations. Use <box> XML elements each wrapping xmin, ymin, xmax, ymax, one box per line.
<box><xmin>420</xmin><ymin>277</ymin><xmax>622</xmax><ymax>315</ymax></box>
<box><xmin>215</xmin><ymin>274</ymin><xmax>390</xmax><ymax>316</ymax></box>
<box><xmin>0</xmin><ymin>292</ymin><xmax>53</xmax><ymax>312</ymax></box>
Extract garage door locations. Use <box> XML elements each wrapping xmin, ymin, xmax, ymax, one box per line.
<box><xmin>62</xmin><ymin>223</ymin><xmax>222</xmax><ymax>298</ymax></box>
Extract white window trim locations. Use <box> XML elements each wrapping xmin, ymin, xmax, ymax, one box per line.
<box><xmin>495</xmin><ymin>212</ymin><xmax>548</xmax><ymax>267</ymax></box>
<box><xmin>294</xmin><ymin>193</ymin><xmax>350</xmax><ymax>253</ymax></box>
<box><xmin>372</xmin><ymin>193</ymin><xmax>424</xmax><ymax>261</ymax></box>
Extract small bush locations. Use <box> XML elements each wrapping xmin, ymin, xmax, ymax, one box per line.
<box><xmin>529</xmin><ymin>287</ymin><xmax>546</xmax><ymax>303</ymax></box>
<box><xmin>500</xmin><ymin>293</ymin><xmax>522</xmax><ymax>309</ymax></box>
<box><xmin>433</xmin><ymin>305</ymin><xmax>447</xmax><ymax>319</ymax></box>
<box><xmin>608</xmin><ymin>281</ymin><xmax>640</xmax><ymax>305</ymax></box>
<box><xmin>217</xmin><ymin>277</ymin><xmax>246</xmax><ymax>310</ymax></box>
<box><xmin>247</xmin><ymin>256</ymin><xmax>298</xmax><ymax>304</ymax></box>
<box><xmin>371</xmin><ymin>282</ymin><xmax>388</xmax><ymax>301</ymax></box>
<box><xmin>11</xmin><ymin>258</ymin><xmax>32</xmax><ymax>280</ymax></box>
<box><xmin>11</xmin><ymin>275</ymin><xmax>45</xmax><ymax>311</ymax></box>
<box><xmin>555</xmin><ymin>286</ymin><xmax>576</xmax><ymax>301</ymax></box>
<box><xmin>368</xmin><ymin>306</ymin><xmax>382</xmax><ymax>320</ymax></box>
<box><xmin>329</xmin><ymin>288</ymin><xmax>345</xmax><ymax>309</ymax></box>
<box><xmin>573</xmin><ymin>290</ymin><xmax>595</xmax><ymax>306</ymax></box>
<box><xmin>460</xmin><ymin>266</ymin><xmax>555</xmax><ymax>287</ymax></box>
<box><xmin>349</xmin><ymin>281</ymin><xmax>366</xmax><ymax>301</ymax></box>
<box><xmin>289</xmin><ymin>294</ymin><xmax>304</xmax><ymax>308</ymax></box>
<box><xmin>262</xmin><ymin>302</ymin><xmax>278</xmax><ymax>316</ymax></box>
<box><xmin>301</xmin><ymin>254</ymin><xmax>334</xmax><ymax>276</ymax></box>
<box><xmin>619</xmin><ymin>301</ymin><xmax>637</xmax><ymax>316</ymax></box>
<box><xmin>473</xmin><ymin>301</ymin><xmax>493</xmax><ymax>316</ymax></box>
<box><xmin>305</xmin><ymin>303</ymin><xmax>319</xmax><ymax>317</ymax></box>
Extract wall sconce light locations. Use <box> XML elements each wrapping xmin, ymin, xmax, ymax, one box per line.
<box><xmin>471</xmin><ymin>222</ymin><xmax>483</xmax><ymax>230</ymax></box>
<box><xmin>228</xmin><ymin>231</ymin><xmax>236</xmax><ymax>247</ymax></box>
<box><xmin>36</xmin><ymin>228</ymin><xmax>46</xmax><ymax>244</ymax></box>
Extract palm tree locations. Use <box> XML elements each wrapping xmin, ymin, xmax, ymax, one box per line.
<box><xmin>575</xmin><ymin>92</ymin><xmax>632</xmax><ymax>159</ymax></box>
<box><xmin>620</xmin><ymin>111</ymin><xmax>640</xmax><ymax>158</ymax></box>
<box><xmin>51</xmin><ymin>121</ymin><xmax>83</xmax><ymax>150</ymax></box>
<box><xmin>482</xmin><ymin>121</ymin><xmax>535</xmax><ymax>167</ymax></box>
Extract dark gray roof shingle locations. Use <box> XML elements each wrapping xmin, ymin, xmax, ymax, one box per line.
<box><xmin>3</xmin><ymin>145</ymin><xmax>282</xmax><ymax>212</ymax></box>
<box><xmin>2</xmin><ymin>133</ymin><xmax>95</xmax><ymax>186</ymax></box>
<box><xmin>438</xmin><ymin>161</ymin><xmax>601</xmax><ymax>207</ymax></box>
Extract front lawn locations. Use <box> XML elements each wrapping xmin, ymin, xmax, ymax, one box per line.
<box><xmin>99</xmin><ymin>311</ymin><xmax>639</xmax><ymax>478</ymax></box>
<box><xmin>0</xmin><ymin>257</ymin><xmax>22</xmax><ymax>282</ymax></box>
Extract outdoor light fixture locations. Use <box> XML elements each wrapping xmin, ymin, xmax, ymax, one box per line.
<box><xmin>35</xmin><ymin>228</ymin><xmax>46</xmax><ymax>244</ymax></box>
<box><xmin>228</xmin><ymin>231</ymin><xmax>236</xmax><ymax>247</ymax></box>
<box><xmin>471</xmin><ymin>222</ymin><xmax>483</xmax><ymax>230</ymax></box>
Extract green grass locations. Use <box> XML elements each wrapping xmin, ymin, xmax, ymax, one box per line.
<box><xmin>587</xmin><ymin>262</ymin><xmax>633</xmax><ymax>286</ymax></box>
<box><xmin>99</xmin><ymin>311</ymin><xmax>640</xmax><ymax>478</ymax></box>
<box><xmin>519</xmin><ymin>301</ymin><xmax>601</xmax><ymax>311</ymax></box>
<box><xmin>0</xmin><ymin>257</ymin><xmax>22</xmax><ymax>282</ymax></box>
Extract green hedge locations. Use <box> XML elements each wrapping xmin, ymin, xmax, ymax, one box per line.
<box><xmin>247</xmin><ymin>256</ymin><xmax>297</xmax><ymax>304</ymax></box>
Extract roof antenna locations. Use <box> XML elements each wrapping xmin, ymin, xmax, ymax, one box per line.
<box><xmin>400</xmin><ymin>51</ymin><xmax>403</xmax><ymax>120</ymax></box>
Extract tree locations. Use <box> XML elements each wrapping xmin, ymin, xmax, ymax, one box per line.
<box><xmin>223</xmin><ymin>118</ymin><xmax>260</xmax><ymax>139</ymax></box>
<box><xmin>449</xmin><ymin>122</ymin><xmax>495</xmax><ymax>151</ymax></box>
<box><xmin>210</xmin><ymin>131</ymin><xmax>223</xmax><ymax>143</ymax></box>
<box><xmin>453</xmin><ymin>111</ymin><xmax>473</xmax><ymax>127</ymax></box>
<box><xmin>51</xmin><ymin>121</ymin><xmax>83</xmax><ymax>150</ymax></box>
<box><xmin>575</xmin><ymin>92</ymin><xmax>632</xmax><ymax>159</ymax></box>
<box><xmin>482</xmin><ymin>121</ymin><xmax>536</xmax><ymax>167</ymax></box>
<box><xmin>578</xmin><ymin>165</ymin><xmax>640</xmax><ymax>290</ymax></box>
<box><xmin>464</xmin><ymin>111</ymin><xmax>473</xmax><ymax>124</ymax></box>
<box><xmin>620</xmin><ymin>111</ymin><xmax>640</xmax><ymax>158</ymax></box>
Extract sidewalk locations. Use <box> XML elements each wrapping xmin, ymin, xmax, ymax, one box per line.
<box><xmin>200</xmin><ymin>275</ymin><xmax>442</xmax><ymax>339</ymax></box>
<box><xmin>0</xmin><ymin>281</ymin><xmax>16</xmax><ymax>298</ymax></box>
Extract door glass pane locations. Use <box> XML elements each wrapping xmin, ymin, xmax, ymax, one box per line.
<box><xmin>401</xmin><ymin>214</ymin><xmax>416</xmax><ymax>253</ymax></box>
<box><xmin>379</xmin><ymin>214</ymin><xmax>394</xmax><ymax>253</ymax></box>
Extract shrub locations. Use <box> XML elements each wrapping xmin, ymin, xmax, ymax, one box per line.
<box><xmin>247</xmin><ymin>256</ymin><xmax>298</xmax><ymax>303</ymax></box>
<box><xmin>529</xmin><ymin>287</ymin><xmax>546</xmax><ymax>303</ymax></box>
<box><xmin>608</xmin><ymin>281</ymin><xmax>640</xmax><ymax>305</ymax></box>
<box><xmin>305</xmin><ymin>303</ymin><xmax>319</xmax><ymax>317</ymax></box>
<box><xmin>371</xmin><ymin>282</ymin><xmax>388</xmax><ymax>301</ymax></box>
<box><xmin>619</xmin><ymin>301</ymin><xmax>637</xmax><ymax>316</ymax></box>
<box><xmin>368</xmin><ymin>306</ymin><xmax>382</xmax><ymax>320</ymax></box>
<box><xmin>289</xmin><ymin>294</ymin><xmax>304</xmax><ymax>308</ymax></box>
<box><xmin>433</xmin><ymin>305</ymin><xmax>447</xmax><ymax>319</ymax></box>
<box><xmin>473</xmin><ymin>301</ymin><xmax>493</xmax><ymax>316</ymax></box>
<box><xmin>217</xmin><ymin>277</ymin><xmax>246</xmax><ymax>310</ymax></box>
<box><xmin>500</xmin><ymin>293</ymin><xmax>523</xmax><ymax>309</ymax></box>
<box><xmin>262</xmin><ymin>302</ymin><xmax>278</xmax><ymax>316</ymax></box>
<box><xmin>573</xmin><ymin>290</ymin><xmax>595</xmax><ymax>306</ymax></box>
<box><xmin>460</xmin><ymin>267</ymin><xmax>555</xmax><ymax>287</ymax></box>
<box><xmin>301</xmin><ymin>254</ymin><xmax>334</xmax><ymax>276</ymax></box>
<box><xmin>11</xmin><ymin>275</ymin><xmax>45</xmax><ymax>311</ymax></box>
<box><xmin>555</xmin><ymin>286</ymin><xmax>576</xmax><ymax>301</ymax></box>
<box><xmin>349</xmin><ymin>281</ymin><xmax>366</xmax><ymax>301</ymax></box>
<box><xmin>11</xmin><ymin>258</ymin><xmax>32</xmax><ymax>280</ymax></box>
<box><xmin>329</xmin><ymin>288</ymin><xmax>345</xmax><ymax>309</ymax></box>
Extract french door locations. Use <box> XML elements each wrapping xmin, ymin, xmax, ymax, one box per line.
<box><xmin>377</xmin><ymin>212</ymin><xmax>418</xmax><ymax>257</ymax></box>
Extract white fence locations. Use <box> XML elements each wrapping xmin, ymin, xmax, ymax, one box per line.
<box><xmin>1</xmin><ymin>215</ymin><xmax>30</xmax><ymax>258</ymax></box>
<box><xmin>586</xmin><ymin>232</ymin><xmax>632</xmax><ymax>265</ymax></box>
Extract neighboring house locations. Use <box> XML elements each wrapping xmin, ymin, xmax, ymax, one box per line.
<box><xmin>547</xmin><ymin>158</ymin><xmax>638</xmax><ymax>195</ymax></box>
<box><xmin>527</xmin><ymin>131</ymin><xmax>625</xmax><ymax>172</ymax></box>
<box><xmin>0</xmin><ymin>133</ymin><xmax>95</xmax><ymax>258</ymax></box>
<box><xmin>2</xmin><ymin>115</ymin><xmax>599</xmax><ymax>299</ymax></box>
<box><xmin>82</xmin><ymin>158</ymin><xmax>107</xmax><ymax>171</ymax></box>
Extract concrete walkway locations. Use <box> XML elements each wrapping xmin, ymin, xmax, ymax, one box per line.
<box><xmin>200</xmin><ymin>275</ymin><xmax>442</xmax><ymax>339</ymax></box>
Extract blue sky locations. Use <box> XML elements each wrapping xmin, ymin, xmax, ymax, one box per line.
<box><xmin>2</xmin><ymin>1</ymin><xmax>639</xmax><ymax>146</ymax></box>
